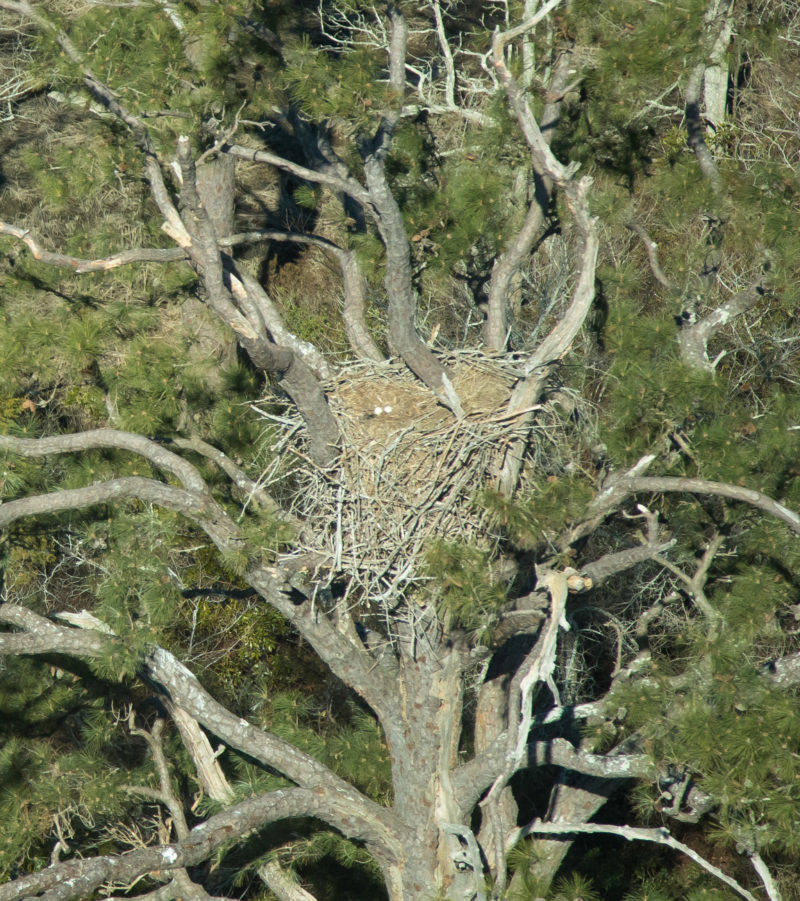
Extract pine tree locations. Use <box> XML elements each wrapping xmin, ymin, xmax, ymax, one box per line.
<box><xmin>0</xmin><ymin>1</ymin><xmax>799</xmax><ymax>900</ymax></box>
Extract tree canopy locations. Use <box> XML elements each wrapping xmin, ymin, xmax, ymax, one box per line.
<box><xmin>0</xmin><ymin>1</ymin><xmax>799</xmax><ymax>900</ymax></box>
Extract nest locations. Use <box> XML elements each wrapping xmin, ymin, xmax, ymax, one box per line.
<box><xmin>256</xmin><ymin>351</ymin><xmax>587</xmax><ymax>616</ymax></box>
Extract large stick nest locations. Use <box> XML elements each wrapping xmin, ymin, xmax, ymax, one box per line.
<box><xmin>256</xmin><ymin>351</ymin><xmax>588</xmax><ymax>612</ymax></box>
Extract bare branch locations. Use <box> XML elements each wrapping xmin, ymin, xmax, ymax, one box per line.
<box><xmin>224</xmin><ymin>143</ymin><xmax>372</xmax><ymax>208</ymax></box>
<box><xmin>518</xmin><ymin>821</ymin><xmax>759</xmax><ymax>901</ymax></box>
<box><xmin>0</xmin><ymin>221</ymin><xmax>186</xmax><ymax>271</ymax></box>
<box><xmin>490</xmin><ymin>31</ymin><xmax>598</xmax><ymax>495</ymax></box>
<box><xmin>176</xmin><ymin>135</ymin><xmax>260</xmax><ymax>341</ymax></box>
<box><xmin>677</xmin><ymin>280</ymin><xmax>768</xmax><ymax>370</ymax></box>
<box><xmin>454</xmin><ymin>730</ymin><xmax>652</xmax><ymax>830</ymax></box>
<box><xmin>168</xmin><ymin>435</ymin><xmax>297</xmax><ymax>523</ymax></box>
<box><xmin>493</xmin><ymin>0</ymin><xmax>565</xmax><ymax>47</ymax></box>
<box><xmin>0</xmin><ymin>787</ymin><xmax>383</xmax><ymax>901</ymax></box>
<box><xmin>495</xmin><ymin>179</ymin><xmax>598</xmax><ymax>495</ymax></box>
<box><xmin>597</xmin><ymin>474</ymin><xmax>800</xmax><ymax>535</ymax></box>
<box><xmin>258</xmin><ymin>862</ymin><xmax>320</xmax><ymax>901</ymax></box>
<box><xmin>685</xmin><ymin>63</ymin><xmax>723</xmax><ymax>194</ymax></box>
<box><xmin>162</xmin><ymin>700</ymin><xmax>235</xmax><ymax>805</ymax></box>
<box><xmin>484</xmin><ymin>50</ymin><xmax>576</xmax><ymax>353</ymax></box>
<box><xmin>430</xmin><ymin>0</ymin><xmax>456</xmax><ymax>109</ymax></box>
<box><xmin>126</xmin><ymin>714</ymin><xmax>190</xmax><ymax>839</ymax></box>
<box><xmin>356</xmin><ymin>10</ymin><xmax>463</xmax><ymax>416</ymax></box>
<box><xmin>226</xmin><ymin>231</ymin><xmax>383</xmax><ymax>361</ymax></box>
<box><xmin>480</xmin><ymin>567</ymin><xmax>571</xmax><ymax>893</ymax></box>
<box><xmin>0</xmin><ymin>604</ymin><xmax>401</xmax><ymax>854</ymax></box>
<box><xmin>582</xmin><ymin>540</ymin><xmax>675</xmax><ymax>586</ymax></box>
<box><xmin>230</xmin><ymin>268</ymin><xmax>333</xmax><ymax>380</ymax></box>
<box><xmin>0</xmin><ymin>476</ymin><xmax>237</xmax><ymax>540</ymax></box>
<box><xmin>684</xmin><ymin>0</ymin><xmax>734</xmax><ymax>193</ymax></box>
<box><xmin>625</xmin><ymin>220</ymin><xmax>673</xmax><ymax>290</ymax></box>
<box><xmin>0</xmin><ymin>429</ymin><xmax>207</xmax><ymax>494</ymax></box>
<box><xmin>653</xmin><ymin>530</ymin><xmax>725</xmax><ymax>634</ymax></box>
<box><xmin>749</xmin><ymin>850</ymin><xmax>784</xmax><ymax>901</ymax></box>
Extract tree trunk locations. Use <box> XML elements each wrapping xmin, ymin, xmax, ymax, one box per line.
<box><xmin>196</xmin><ymin>154</ymin><xmax>236</xmax><ymax>238</ymax></box>
<box><xmin>377</xmin><ymin>647</ymin><xmax>487</xmax><ymax>901</ymax></box>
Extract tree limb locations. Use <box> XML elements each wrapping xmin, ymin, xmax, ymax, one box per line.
<box><xmin>358</xmin><ymin>9</ymin><xmax>464</xmax><ymax>416</ymax></box>
<box><xmin>480</xmin><ymin>568</ymin><xmax>571</xmax><ymax>894</ymax></box>
<box><xmin>168</xmin><ymin>435</ymin><xmax>296</xmax><ymax>522</ymax></box>
<box><xmin>677</xmin><ymin>280</ymin><xmax>768</xmax><ymax>370</ymax></box>
<box><xmin>0</xmin><ymin>429</ymin><xmax>208</xmax><ymax>494</ymax></box>
<box><xmin>484</xmin><ymin>48</ymin><xmax>576</xmax><ymax>352</ymax></box>
<box><xmin>0</xmin><ymin>434</ymin><xmax>393</xmax><ymax>734</ymax></box>
<box><xmin>223</xmin><ymin>143</ymin><xmax>372</xmax><ymax>208</ymax></box>
<box><xmin>518</xmin><ymin>821</ymin><xmax>759</xmax><ymax>901</ymax></box>
<box><xmin>0</xmin><ymin>221</ymin><xmax>186</xmax><ymax>271</ymax></box>
<box><xmin>0</xmin><ymin>476</ymin><xmax>239</xmax><ymax>543</ymax></box>
<box><xmin>227</xmin><ymin>232</ymin><xmax>383</xmax><ymax>362</ymax></box>
<box><xmin>0</xmin><ymin>787</ymin><xmax>387</xmax><ymax>901</ymax></box>
<box><xmin>625</xmin><ymin>220</ymin><xmax>673</xmax><ymax>289</ymax></box>
<box><xmin>594</xmin><ymin>474</ymin><xmax>800</xmax><ymax>535</ymax></box>
<box><xmin>491</xmin><ymin>32</ymin><xmax>598</xmax><ymax>495</ymax></box>
<box><xmin>0</xmin><ymin>604</ymin><xmax>402</xmax><ymax>857</ymax></box>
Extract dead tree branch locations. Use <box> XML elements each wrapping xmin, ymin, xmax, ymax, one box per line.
<box><xmin>519</xmin><ymin>820</ymin><xmax>759</xmax><ymax>901</ymax></box>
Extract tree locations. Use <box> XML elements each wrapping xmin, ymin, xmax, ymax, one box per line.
<box><xmin>0</xmin><ymin>1</ymin><xmax>799</xmax><ymax>899</ymax></box>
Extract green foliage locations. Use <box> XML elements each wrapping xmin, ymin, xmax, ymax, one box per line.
<box><xmin>253</xmin><ymin>693</ymin><xmax>392</xmax><ymax>805</ymax></box>
<box><xmin>3</xmin><ymin>0</ymin><xmax>800</xmax><ymax>897</ymax></box>
<box><xmin>283</xmin><ymin>38</ymin><xmax>386</xmax><ymax>126</ymax></box>
<box><xmin>481</xmin><ymin>476</ymin><xmax>594</xmax><ymax>550</ymax></box>
<box><xmin>424</xmin><ymin>540</ymin><xmax>507</xmax><ymax>632</ymax></box>
<box><xmin>549</xmin><ymin>873</ymin><xmax>602</xmax><ymax>901</ymax></box>
<box><xmin>564</xmin><ymin>0</ymin><xmax>706</xmax><ymax>178</ymax></box>
<box><xmin>0</xmin><ymin>659</ymin><xmax>154</xmax><ymax>880</ymax></box>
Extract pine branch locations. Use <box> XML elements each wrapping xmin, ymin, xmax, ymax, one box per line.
<box><xmin>491</xmin><ymin>30</ymin><xmax>598</xmax><ymax>495</ymax></box>
<box><xmin>625</xmin><ymin>220</ymin><xmax>673</xmax><ymax>289</ymax></box>
<box><xmin>0</xmin><ymin>1</ymin><xmax>191</xmax><ymax>247</ymax></box>
<box><xmin>685</xmin><ymin>61</ymin><xmax>723</xmax><ymax>195</ymax></box>
<box><xmin>480</xmin><ymin>567</ymin><xmax>571</xmax><ymax>893</ymax></box>
<box><xmin>126</xmin><ymin>713</ymin><xmax>190</xmax><ymax>838</ymax></box>
<box><xmin>175</xmin><ymin>137</ymin><xmax>340</xmax><ymax>463</ymax></box>
<box><xmin>168</xmin><ymin>435</ymin><xmax>296</xmax><ymax>522</ymax></box>
<box><xmin>677</xmin><ymin>280</ymin><xmax>768</xmax><ymax>370</ymax></box>
<box><xmin>258</xmin><ymin>862</ymin><xmax>321</xmax><ymax>901</ymax></box>
<box><xmin>0</xmin><ymin>0</ymin><xmax>340</xmax><ymax>452</ymax></box>
<box><xmin>484</xmin><ymin>48</ymin><xmax>576</xmax><ymax>352</ymax></box>
<box><xmin>0</xmin><ymin>476</ymin><xmax>233</xmax><ymax>538</ymax></box>
<box><xmin>0</xmin><ymin>433</ymin><xmax>394</xmax><ymax>735</ymax></box>
<box><xmin>175</xmin><ymin>135</ymin><xmax>260</xmax><ymax>342</ymax></box>
<box><xmin>231</xmin><ymin>231</ymin><xmax>382</xmax><ymax>362</ymax></box>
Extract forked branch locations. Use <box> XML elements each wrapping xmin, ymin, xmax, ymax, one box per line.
<box><xmin>0</xmin><ymin>604</ymin><xmax>400</xmax><ymax>856</ymax></box>
<box><xmin>0</xmin><ymin>787</ymin><xmax>378</xmax><ymax>901</ymax></box>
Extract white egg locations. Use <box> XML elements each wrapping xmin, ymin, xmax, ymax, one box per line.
<box><xmin>374</xmin><ymin>406</ymin><xmax>383</xmax><ymax>416</ymax></box>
